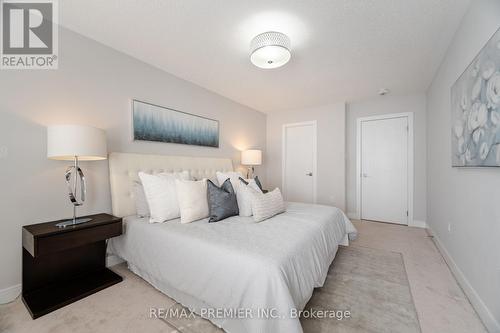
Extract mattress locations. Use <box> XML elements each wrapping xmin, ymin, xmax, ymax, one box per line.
<box><xmin>107</xmin><ymin>202</ymin><xmax>357</xmax><ymax>333</ymax></box>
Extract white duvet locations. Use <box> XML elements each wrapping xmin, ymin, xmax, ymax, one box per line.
<box><xmin>108</xmin><ymin>202</ymin><xmax>357</xmax><ymax>333</ymax></box>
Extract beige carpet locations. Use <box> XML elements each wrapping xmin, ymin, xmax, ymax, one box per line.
<box><xmin>301</xmin><ymin>246</ymin><xmax>420</xmax><ymax>333</ymax></box>
<box><xmin>0</xmin><ymin>246</ymin><xmax>420</xmax><ymax>333</ymax></box>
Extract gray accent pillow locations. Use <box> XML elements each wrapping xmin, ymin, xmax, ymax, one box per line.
<box><xmin>207</xmin><ymin>179</ymin><xmax>239</xmax><ymax>222</ymax></box>
<box><xmin>133</xmin><ymin>181</ymin><xmax>150</xmax><ymax>217</ymax></box>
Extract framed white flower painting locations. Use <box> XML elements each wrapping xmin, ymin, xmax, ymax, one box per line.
<box><xmin>451</xmin><ymin>27</ymin><xmax>500</xmax><ymax>167</ymax></box>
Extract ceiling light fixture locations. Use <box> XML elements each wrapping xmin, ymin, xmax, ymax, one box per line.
<box><xmin>250</xmin><ymin>31</ymin><xmax>291</xmax><ymax>69</ymax></box>
<box><xmin>378</xmin><ymin>88</ymin><xmax>390</xmax><ymax>96</ymax></box>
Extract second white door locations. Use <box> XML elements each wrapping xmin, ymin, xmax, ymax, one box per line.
<box><xmin>282</xmin><ymin>121</ymin><xmax>317</xmax><ymax>203</ymax></box>
<box><xmin>360</xmin><ymin>116</ymin><xmax>409</xmax><ymax>225</ymax></box>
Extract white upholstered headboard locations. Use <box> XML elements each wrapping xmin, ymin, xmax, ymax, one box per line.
<box><xmin>108</xmin><ymin>152</ymin><xmax>234</xmax><ymax>217</ymax></box>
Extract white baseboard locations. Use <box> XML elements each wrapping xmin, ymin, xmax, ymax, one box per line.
<box><xmin>0</xmin><ymin>284</ymin><xmax>21</xmax><ymax>304</ymax></box>
<box><xmin>409</xmin><ymin>219</ymin><xmax>427</xmax><ymax>228</ymax></box>
<box><xmin>347</xmin><ymin>212</ymin><xmax>360</xmax><ymax>220</ymax></box>
<box><xmin>106</xmin><ymin>254</ymin><xmax>125</xmax><ymax>267</ymax></box>
<box><xmin>427</xmin><ymin>226</ymin><xmax>500</xmax><ymax>333</ymax></box>
<box><xmin>347</xmin><ymin>212</ymin><xmax>427</xmax><ymax>229</ymax></box>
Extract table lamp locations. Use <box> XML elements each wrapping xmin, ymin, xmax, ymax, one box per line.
<box><xmin>241</xmin><ymin>149</ymin><xmax>262</xmax><ymax>178</ymax></box>
<box><xmin>47</xmin><ymin>125</ymin><xmax>107</xmax><ymax>228</ymax></box>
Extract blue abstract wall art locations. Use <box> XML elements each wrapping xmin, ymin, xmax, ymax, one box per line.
<box><xmin>451</xmin><ymin>27</ymin><xmax>500</xmax><ymax>167</ymax></box>
<box><xmin>133</xmin><ymin>100</ymin><xmax>219</xmax><ymax>148</ymax></box>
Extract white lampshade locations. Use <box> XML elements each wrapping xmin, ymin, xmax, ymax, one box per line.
<box><xmin>47</xmin><ymin>125</ymin><xmax>107</xmax><ymax>161</ymax></box>
<box><xmin>241</xmin><ymin>150</ymin><xmax>262</xmax><ymax>166</ymax></box>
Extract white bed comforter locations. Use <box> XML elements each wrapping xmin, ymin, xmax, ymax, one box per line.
<box><xmin>108</xmin><ymin>202</ymin><xmax>357</xmax><ymax>333</ymax></box>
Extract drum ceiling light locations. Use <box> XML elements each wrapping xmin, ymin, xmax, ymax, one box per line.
<box><xmin>250</xmin><ymin>31</ymin><xmax>291</xmax><ymax>69</ymax></box>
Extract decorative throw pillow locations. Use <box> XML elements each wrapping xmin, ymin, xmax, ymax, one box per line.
<box><xmin>248</xmin><ymin>187</ymin><xmax>286</xmax><ymax>222</ymax></box>
<box><xmin>139</xmin><ymin>171</ymin><xmax>190</xmax><ymax>223</ymax></box>
<box><xmin>132</xmin><ymin>181</ymin><xmax>150</xmax><ymax>217</ymax></box>
<box><xmin>215</xmin><ymin>171</ymin><xmax>244</xmax><ymax>188</ymax></box>
<box><xmin>239</xmin><ymin>176</ymin><xmax>263</xmax><ymax>190</ymax></box>
<box><xmin>207</xmin><ymin>179</ymin><xmax>239</xmax><ymax>222</ymax></box>
<box><xmin>237</xmin><ymin>177</ymin><xmax>263</xmax><ymax>217</ymax></box>
<box><xmin>254</xmin><ymin>176</ymin><xmax>263</xmax><ymax>191</ymax></box>
<box><xmin>175</xmin><ymin>179</ymin><xmax>209</xmax><ymax>224</ymax></box>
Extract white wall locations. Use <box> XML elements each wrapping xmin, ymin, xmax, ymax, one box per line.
<box><xmin>346</xmin><ymin>94</ymin><xmax>427</xmax><ymax>224</ymax></box>
<box><xmin>0</xmin><ymin>28</ymin><xmax>266</xmax><ymax>301</ymax></box>
<box><xmin>266</xmin><ymin>103</ymin><xmax>346</xmax><ymax>210</ymax></box>
<box><xmin>426</xmin><ymin>0</ymin><xmax>500</xmax><ymax>331</ymax></box>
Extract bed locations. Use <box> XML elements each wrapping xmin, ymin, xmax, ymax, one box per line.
<box><xmin>107</xmin><ymin>152</ymin><xmax>357</xmax><ymax>333</ymax></box>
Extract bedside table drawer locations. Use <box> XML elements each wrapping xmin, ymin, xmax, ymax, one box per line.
<box><xmin>36</xmin><ymin>222</ymin><xmax>122</xmax><ymax>257</ymax></box>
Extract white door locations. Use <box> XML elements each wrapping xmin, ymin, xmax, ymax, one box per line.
<box><xmin>360</xmin><ymin>116</ymin><xmax>408</xmax><ymax>224</ymax></box>
<box><xmin>282</xmin><ymin>122</ymin><xmax>317</xmax><ymax>203</ymax></box>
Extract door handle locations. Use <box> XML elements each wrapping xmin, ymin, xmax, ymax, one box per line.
<box><xmin>362</xmin><ymin>173</ymin><xmax>368</xmax><ymax>178</ymax></box>
<box><xmin>306</xmin><ymin>172</ymin><xmax>313</xmax><ymax>176</ymax></box>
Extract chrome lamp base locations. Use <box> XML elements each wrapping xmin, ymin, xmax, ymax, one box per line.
<box><xmin>56</xmin><ymin>217</ymin><xmax>93</xmax><ymax>228</ymax></box>
<box><xmin>56</xmin><ymin>156</ymin><xmax>93</xmax><ymax>228</ymax></box>
<box><xmin>246</xmin><ymin>166</ymin><xmax>255</xmax><ymax>179</ymax></box>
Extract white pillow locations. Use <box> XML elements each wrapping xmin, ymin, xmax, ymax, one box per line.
<box><xmin>237</xmin><ymin>179</ymin><xmax>263</xmax><ymax>217</ymax></box>
<box><xmin>138</xmin><ymin>171</ymin><xmax>190</xmax><ymax>223</ymax></box>
<box><xmin>175</xmin><ymin>179</ymin><xmax>209</xmax><ymax>224</ymax></box>
<box><xmin>132</xmin><ymin>181</ymin><xmax>150</xmax><ymax>217</ymax></box>
<box><xmin>216</xmin><ymin>171</ymin><xmax>263</xmax><ymax>216</ymax></box>
<box><xmin>249</xmin><ymin>188</ymin><xmax>286</xmax><ymax>222</ymax></box>
<box><xmin>215</xmin><ymin>171</ymin><xmax>243</xmax><ymax>187</ymax></box>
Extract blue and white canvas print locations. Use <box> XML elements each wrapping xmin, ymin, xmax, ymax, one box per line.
<box><xmin>133</xmin><ymin>100</ymin><xmax>219</xmax><ymax>148</ymax></box>
<box><xmin>451</xmin><ymin>27</ymin><xmax>500</xmax><ymax>167</ymax></box>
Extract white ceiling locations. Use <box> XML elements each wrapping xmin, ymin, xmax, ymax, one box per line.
<box><xmin>60</xmin><ymin>0</ymin><xmax>471</xmax><ymax>113</ymax></box>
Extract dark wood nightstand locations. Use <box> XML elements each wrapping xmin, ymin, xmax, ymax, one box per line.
<box><xmin>22</xmin><ymin>213</ymin><xmax>123</xmax><ymax>319</ymax></box>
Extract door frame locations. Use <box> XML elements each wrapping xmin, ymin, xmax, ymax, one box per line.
<box><xmin>356</xmin><ymin>112</ymin><xmax>414</xmax><ymax>224</ymax></box>
<box><xmin>282</xmin><ymin>121</ymin><xmax>318</xmax><ymax>204</ymax></box>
